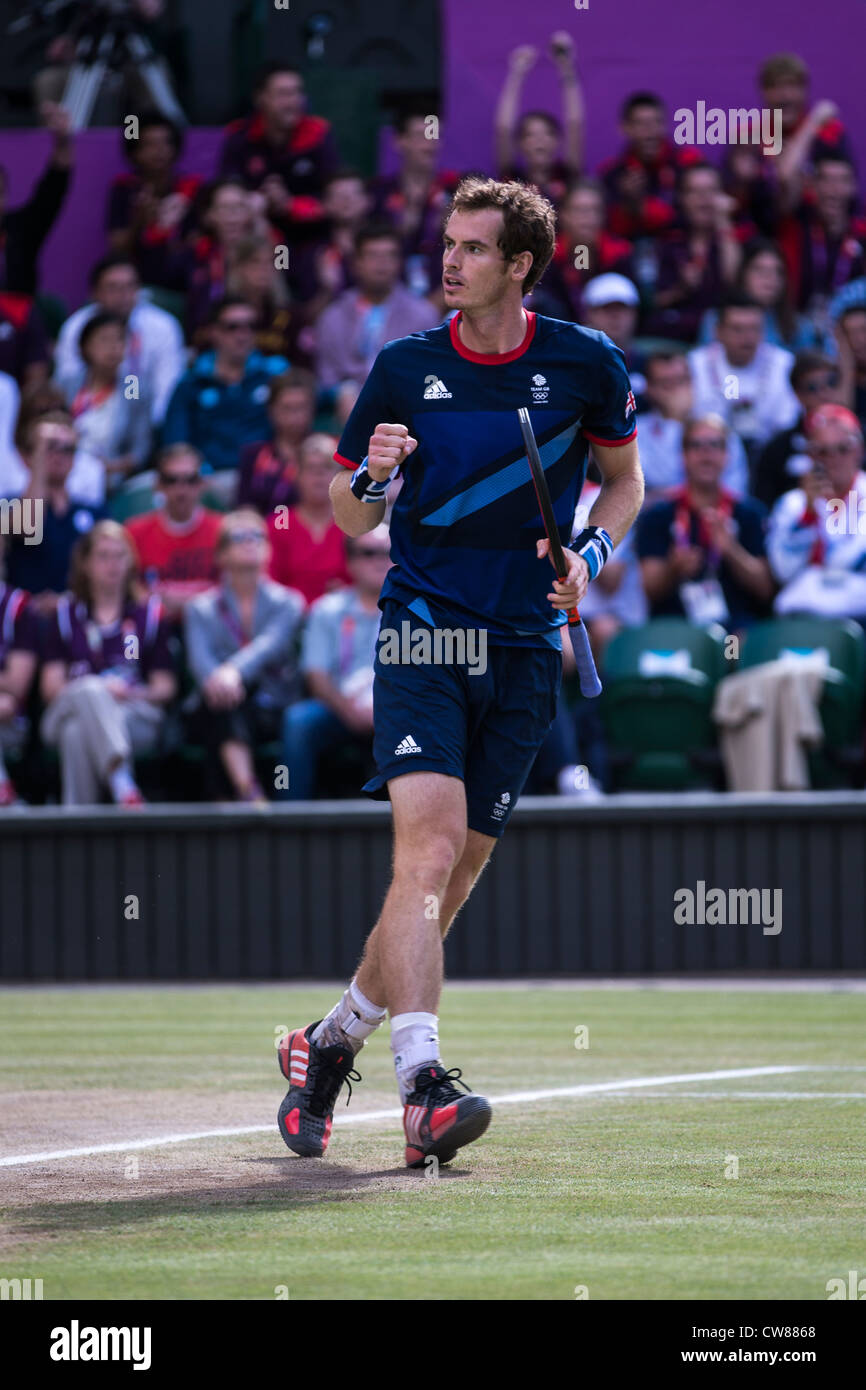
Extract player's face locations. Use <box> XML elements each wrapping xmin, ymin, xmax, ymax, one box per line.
<box><xmin>442</xmin><ymin>209</ymin><xmax>526</xmax><ymax>310</ymax></box>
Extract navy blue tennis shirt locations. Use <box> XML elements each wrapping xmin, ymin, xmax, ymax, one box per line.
<box><xmin>335</xmin><ymin>310</ymin><xmax>637</xmax><ymax>648</ymax></box>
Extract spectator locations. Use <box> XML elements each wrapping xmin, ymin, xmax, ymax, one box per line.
<box><xmin>0</xmin><ymin>103</ymin><xmax>73</xmax><ymax>295</ymax></box>
<box><xmin>54</xmin><ymin>255</ymin><xmax>185</xmax><ymax>427</ymax></box>
<box><xmin>580</xmin><ymin>273</ymin><xmax>646</xmax><ymax>395</ymax></box>
<box><xmin>126</xmin><ymin>445</ymin><xmax>221</xmax><ymax>621</ymax></box>
<box><xmin>288</xmin><ymin>168</ymin><xmax>368</xmax><ymax>316</ymax></box>
<box><xmin>218</xmin><ymin>62</ymin><xmax>339</xmax><ymax>245</ymax></box>
<box><xmin>186</xmin><ymin>178</ymin><xmax>274</xmax><ymax>343</ymax></box>
<box><xmin>0</xmin><ymin>370</ymin><xmax>20</xmax><ymax>495</ymax></box>
<box><xmin>0</xmin><ymin>532</ymin><xmax>39</xmax><ymax>806</ymax></box>
<box><xmin>66</xmin><ymin>313</ymin><xmax>152</xmax><ymax>492</ymax></box>
<box><xmin>751</xmin><ymin>351</ymin><xmax>844</xmax><ymax>509</ymax></box>
<box><xmin>370</xmin><ymin>112</ymin><xmax>460</xmax><ymax>303</ymax></box>
<box><xmin>697</xmin><ymin>239</ymin><xmax>825</xmax><ymax>352</ymax></box>
<box><xmin>832</xmin><ymin>298</ymin><xmax>866</xmax><ymax>433</ymax></box>
<box><xmin>161</xmin><ymin>296</ymin><xmax>289</xmax><ymax>497</ymax></box>
<box><xmin>646</xmin><ymin>163</ymin><xmax>742</xmax><ymax>343</ymax></box>
<box><xmin>281</xmin><ymin>523</ymin><xmax>392</xmax><ymax>799</ymax></box>
<box><xmin>598</xmin><ymin>92</ymin><xmax>700</xmax><ymax>242</ymax></box>
<box><xmin>639</xmin><ymin>350</ymin><xmax>748</xmax><ymax>501</ymax></box>
<box><xmin>225</xmin><ymin>234</ymin><xmax>301</xmax><ymax>362</ymax></box>
<box><xmin>314</xmin><ymin>223</ymin><xmax>440</xmax><ymax>394</ymax></box>
<box><xmin>106</xmin><ymin>114</ymin><xmax>201</xmax><ymax>293</ymax></box>
<box><xmin>39</xmin><ymin>521</ymin><xmax>177</xmax><ymax>807</ymax></box>
<box><xmin>184</xmin><ymin>508</ymin><xmax>305</xmax><ymax>802</ymax></box>
<box><xmin>0</xmin><ymin>293</ymin><xmax>50</xmax><ymax>389</ymax></box>
<box><xmin>5</xmin><ymin>383</ymin><xmax>105</xmax><ymax>508</ymax></box>
<box><xmin>495</xmin><ymin>35</ymin><xmax>584</xmax><ymax>200</ymax></box>
<box><xmin>3</xmin><ymin>412</ymin><xmax>102</xmax><ymax>608</ymax></box>
<box><xmin>777</xmin><ymin>157</ymin><xmax>866</xmax><ymax>316</ymax></box>
<box><xmin>767</xmin><ymin>404</ymin><xmax>866</xmax><ymax>618</ymax></box>
<box><xmin>529</xmin><ymin>178</ymin><xmax>633</xmax><ymax>322</ymax></box>
<box><xmin>637</xmin><ymin>414</ymin><xmax>773</xmax><ymax>631</ymax></box>
<box><xmin>762</xmin><ymin>54</ymin><xmax>853</xmax><ymax>172</ymax></box>
<box><xmin>688</xmin><ymin>293</ymin><xmax>801</xmax><ymax>465</ymax></box>
<box><xmin>237</xmin><ymin>369</ymin><xmax>316</xmax><ymax>516</ymax></box>
<box><xmin>268</xmin><ymin>434</ymin><xmax>351</xmax><ymax>605</ymax></box>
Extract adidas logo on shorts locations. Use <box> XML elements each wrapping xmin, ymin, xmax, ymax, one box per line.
<box><xmin>423</xmin><ymin>375</ymin><xmax>452</xmax><ymax>400</ymax></box>
<box><xmin>395</xmin><ymin>734</ymin><xmax>422</xmax><ymax>755</ymax></box>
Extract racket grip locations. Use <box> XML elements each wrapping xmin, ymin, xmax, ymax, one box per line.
<box><xmin>568</xmin><ymin>618</ymin><xmax>602</xmax><ymax>698</ymax></box>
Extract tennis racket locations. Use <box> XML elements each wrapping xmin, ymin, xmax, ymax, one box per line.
<box><xmin>517</xmin><ymin>406</ymin><xmax>602</xmax><ymax>698</ymax></box>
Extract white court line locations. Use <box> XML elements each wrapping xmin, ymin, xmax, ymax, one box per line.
<box><xmin>0</xmin><ymin>1064</ymin><xmax>825</xmax><ymax>1169</ymax></box>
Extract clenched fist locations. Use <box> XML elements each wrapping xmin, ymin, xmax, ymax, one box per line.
<box><xmin>368</xmin><ymin>423</ymin><xmax>418</xmax><ymax>481</ymax></box>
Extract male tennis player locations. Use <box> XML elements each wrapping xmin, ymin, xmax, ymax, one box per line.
<box><xmin>277</xmin><ymin>176</ymin><xmax>644</xmax><ymax>1167</ymax></box>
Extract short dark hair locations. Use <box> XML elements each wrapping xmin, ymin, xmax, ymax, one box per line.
<box><xmin>621</xmin><ymin>91</ymin><xmax>665</xmax><ymax>121</ymax></box>
<box><xmin>78</xmin><ymin>311</ymin><xmax>126</xmax><ymax>361</ymax></box>
<box><xmin>352</xmin><ymin>221</ymin><xmax>403</xmax><ymax>257</ymax></box>
<box><xmin>268</xmin><ymin>368</ymin><xmax>317</xmax><ymax>406</ymax></box>
<box><xmin>717</xmin><ymin>291</ymin><xmax>764</xmax><ymax>321</ymax></box>
<box><xmin>156</xmin><ymin>443</ymin><xmax>203</xmax><ymax>477</ymax></box>
<box><xmin>324</xmin><ymin>166</ymin><xmax>365</xmax><ymax>190</ymax></box>
<box><xmin>208</xmin><ymin>294</ymin><xmax>256</xmax><ymax>327</ymax></box>
<box><xmin>445</xmin><ymin>175</ymin><xmax>556</xmax><ymax>294</ymax></box>
<box><xmin>646</xmin><ymin>348</ymin><xmax>689</xmax><ymax>378</ymax></box>
<box><xmin>253</xmin><ymin>61</ymin><xmax>302</xmax><ymax>96</ymax></box>
<box><xmin>677</xmin><ymin>160</ymin><xmax>720</xmax><ymax>194</ymax></box>
<box><xmin>89</xmin><ymin>253</ymin><xmax>138</xmax><ymax>289</ymax></box>
<box><xmin>123</xmin><ymin>110</ymin><xmax>184</xmax><ymax>162</ymax></box>
<box><xmin>790</xmin><ymin>350</ymin><xmax>839</xmax><ymax>391</ymax></box>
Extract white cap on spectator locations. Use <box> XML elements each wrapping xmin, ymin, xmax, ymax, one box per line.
<box><xmin>582</xmin><ymin>273</ymin><xmax>640</xmax><ymax>308</ymax></box>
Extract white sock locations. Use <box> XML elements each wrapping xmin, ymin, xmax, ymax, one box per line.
<box><xmin>311</xmin><ymin>977</ymin><xmax>387</xmax><ymax>1055</ymax></box>
<box><xmin>108</xmin><ymin>761</ymin><xmax>137</xmax><ymax>802</ymax></box>
<box><xmin>391</xmin><ymin>1012</ymin><xmax>440</xmax><ymax>1104</ymax></box>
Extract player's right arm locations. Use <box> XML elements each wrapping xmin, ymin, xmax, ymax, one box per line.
<box><xmin>330</xmin><ymin>424</ymin><xmax>417</xmax><ymax>537</ymax></box>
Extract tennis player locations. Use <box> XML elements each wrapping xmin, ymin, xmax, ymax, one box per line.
<box><xmin>277</xmin><ymin>176</ymin><xmax>644</xmax><ymax>1167</ymax></box>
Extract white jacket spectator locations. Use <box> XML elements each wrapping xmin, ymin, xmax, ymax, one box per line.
<box><xmin>689</xmin><ymin>339</ymin><xmax>800</xmax><ymax>451</ymax></box>
<box><xmin>55</xmin><ymin>293</ymin><xmax>185</xmax><ymax>426</ymax></box>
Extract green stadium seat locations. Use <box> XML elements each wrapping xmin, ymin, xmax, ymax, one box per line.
<box><xmin>601</xmin><ymin>619</ymin><xmax>729</xmax><ymax>790</ymax></box>
<box><xmin>738</xmin><ymin>617</ymin><xmax>866</xmax><ymax>787</ymax></box>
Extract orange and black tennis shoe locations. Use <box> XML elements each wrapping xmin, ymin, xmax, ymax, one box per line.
<box><xmin>277</xmin><ymin>1021</ymin><xmax>361</xmax><ymax>1158</ymax></box>
<box><xmin>403</xmin><ymin>1064</ymin><xmax>491</xmax><ymax>1168</ymax></box>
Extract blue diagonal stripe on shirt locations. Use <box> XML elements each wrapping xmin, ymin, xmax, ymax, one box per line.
<box><xmin>419</xmin><ymin>420</ymin><xmax>580</xmax><ymax>526</ymax></box>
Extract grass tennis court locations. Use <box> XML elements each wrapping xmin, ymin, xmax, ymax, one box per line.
<box><xmin>1</xmin><ymin>983</ymin><xmax>864</xmax><ymax>1301</ymax></box>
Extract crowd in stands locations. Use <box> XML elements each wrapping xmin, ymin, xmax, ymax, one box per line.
<box><xmin>1</xmin><ymin>40</ymin><xmax>865</xmax><ymax>805</ymax></box>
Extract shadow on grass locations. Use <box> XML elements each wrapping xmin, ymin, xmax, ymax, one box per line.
<box><xmin>1</xmin><ymin>1157</ymin><xmax>477</xmax><ymax>1242</ymax></box>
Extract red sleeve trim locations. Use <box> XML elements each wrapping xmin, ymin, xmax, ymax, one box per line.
<box><xmin>334</xmin><ymin>451</ymin><xmax>359</xmax><ymax>470</ymax></box>
<box><xmin>582</xmin><ymin>427</ymin><xmax>638</xmax><ymax>447</ymax></box>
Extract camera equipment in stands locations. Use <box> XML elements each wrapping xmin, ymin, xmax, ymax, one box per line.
<box><xmin>8</xmin><ymin>0</ymin><xmax>186</xmax><ymax>130</ymax></box>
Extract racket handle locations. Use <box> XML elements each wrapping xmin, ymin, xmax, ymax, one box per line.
<box><xmin>567</xmin><ymin>614</ymin><xmax>602</xmax><ymax>698</ymax></box>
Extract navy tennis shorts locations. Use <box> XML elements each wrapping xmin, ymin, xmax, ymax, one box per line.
<box><xmin>363</xmin><ymin>598</ymin><xmax>562</xmax><ymax>837</ymax></box>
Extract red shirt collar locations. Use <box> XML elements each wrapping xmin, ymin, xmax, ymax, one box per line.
<box><xmin>449</xmin><ymin>310</ymin><xmax>536</xmax><ymax>363</ymax></box>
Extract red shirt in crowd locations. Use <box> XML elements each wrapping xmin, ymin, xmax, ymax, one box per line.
<box><xmin>267</xmin><ymin>507</ymin><xmax>351</xmax><ymax>605</ymax></box>
<box><xmin>126</xmin><ymin>507</ymin><xmax>222</xmax><ymax>602</ymax></box>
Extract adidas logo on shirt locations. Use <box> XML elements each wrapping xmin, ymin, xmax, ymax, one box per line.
<box><xmin>395</xmin><ymin>735</ymin><xmax>422</xmax><ymax>755</ymax></box>
<box><xmin>423</xmin><ymin>375</ymin><xmax>452</xmax><ymax>400</ymax></box>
